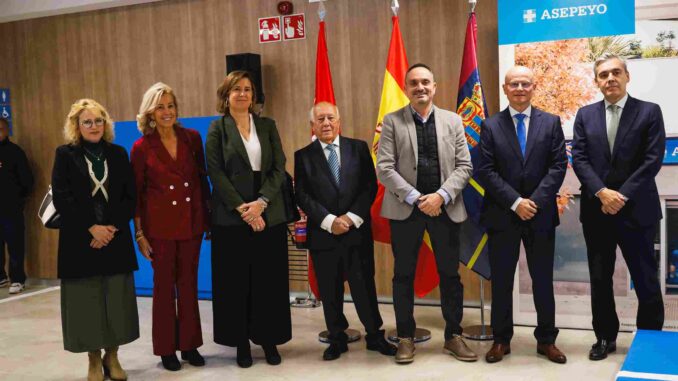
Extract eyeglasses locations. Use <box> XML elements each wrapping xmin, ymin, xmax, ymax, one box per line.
<box><xmin>80</xmin><ymin>118</ymin><xmax>105</xmax><ymax>128</ymax></box>
<box><xmin>507</xmin><ymin>81</ymin><xmax>533</xmax><ymax>90</ymax></box>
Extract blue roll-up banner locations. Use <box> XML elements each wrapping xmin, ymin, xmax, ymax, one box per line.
<box><xmin>115</xmin><ymin>116</ymin><xmax>219</xmax><ymax>299</ymax></box>
<box><xmin>665</xmin><ymin>138</ymin><xmax>678</xmax><ymax>165</ymax></box>
<box><xmin>498</xmin><ymin>0</ymin><xmax>635</xmax><ymax>45</ymax></box>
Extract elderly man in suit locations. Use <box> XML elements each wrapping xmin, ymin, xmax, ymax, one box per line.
<box><xmin>376</xmin><ymin>63</ymin><xmax>475</xmax><ymax>364</ymax></box>
<box><xmin>294</xmin><ymin>102</ymin><xmax>397</xmax><ymax>361</ymax></box>
<box><xmin>477</xmin><ymin>66</ymin><xmax>567</xmax><ymax>364</ymax></box>
<box><xmin>572</xmin><ymin>53</ymin><xmax>665</xmax><ymax>361</ymax></box>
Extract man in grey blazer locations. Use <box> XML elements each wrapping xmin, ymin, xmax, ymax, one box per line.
<box><xmin>376</xmin><ymin>63</ymin><xmax>475</xmax><ymax>364</ymax></box>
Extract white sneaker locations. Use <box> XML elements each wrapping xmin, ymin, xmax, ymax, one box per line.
<box><xmin>0</xmin><ymin>278</ymin><xmax>8</xmax><ymax>288</ymax></box>
<box><xmin>9</xmin><ymin>283</ymin><xmax>24</xmax><ymax>294</ymax></box>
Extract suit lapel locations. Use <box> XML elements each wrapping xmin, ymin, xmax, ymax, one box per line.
<box><xmin>498</xmin><ymin>108</ymin><xmax>524</xmax><ymax>162</ymax></box>
<box><xmin>72</xmin><ymin>145</ymin><xmax>90</xmax><ymax>178</ymax></box>
<box><xmin>595</xmin><ymin>101</ymin><xmax>612</xmax><ymax>162</ymax></box>
<box><xmin>253</xmin><ymin>116</ymin><xmax>271</xmax><ymax>171</ymax></box>
<box><xmin>223</xmin><ymin>116</ymin><xmax>252</xmax><ymax>171</ymax></box>
<box><xmin>403</xmin><ymin>107</ymin><xmax>418</xmax><ymax>165</ymax></box>
<box><xmin>339</xmin><ymin>137</ymin><xmax>353</xmax><ymax>192</ymax></box>
<box><xmin>147</xmin><ymin>130</ymin><xmax>183</xmax><ymax>177</ymax></box>
<box><xmin>311</xmin><ymin>139</ymin><xmax>339</xmax><ymax>191</ymax></box>
<box><xmin>523</xmin><ymin>108</ymin><xmax>542</xmax><ymax>163</ymax></box>
<box><xmin>611</xmin><ymin>96</ymin><xmax>639</xmax><ymax>162</ymax></box>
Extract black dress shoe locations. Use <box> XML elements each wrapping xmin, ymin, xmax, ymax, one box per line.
<box><xmin>161</xmin><ymin>354</ymin><xmax>182</xmax><ymax>371</ymax></box>
<box><xmin>323</xmin><ymin>342</ymin><xmax>349</xmax><ymax>361</ymax></box>
<box><xmin>181</xmin><ymin>349</ymin><xmax>205</xmax><ymax>367</ymax></box>
<box><xmin>262</xmin><ymin>345</ymin><xmax>282</xmax><ymax>365</ymax></box>
<box><xmin>366</xmin><ymin>337</ymin><xmax>397</xmax><ymax>356</ymax></box>
<box><xmin>589</xmin><ymin>339</ymin><xmax>616</xmax><ymax>361</ymax></box>
<box><xmin>237</xmin><ymin>342</ymin><xmax>253</xmax><ymax>368</ymax></box>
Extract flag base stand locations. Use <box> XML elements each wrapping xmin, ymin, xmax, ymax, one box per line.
<box><xmin>386</xmin><ymin>328</ymin><xmax>431</xmax><ymax>343</ymax></box>
<box><xmin>318</xmin><ymin>328</ymin><xmax>361</xmax><ymax>343</ymax></box>
<box><xmin>463</xmin><ymin>277</ymin><xmax>493</xmax><ymax>341</ymax></box>
<box><xmin>290</xmin><ymin>296</ymin><xmax>321</xmax><ymax>308</ymax></box>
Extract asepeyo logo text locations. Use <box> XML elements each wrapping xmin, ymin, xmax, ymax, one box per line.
<box><xmin>523</xmin><ymin>3</ymin><xmax>608</xmax><ymax>23</ymax></box>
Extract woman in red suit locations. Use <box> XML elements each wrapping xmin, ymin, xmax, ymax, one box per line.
<box><xmin>130</xmin><ymin>82</ymin><xmax>210</xmax><ymax>371</ymax></box>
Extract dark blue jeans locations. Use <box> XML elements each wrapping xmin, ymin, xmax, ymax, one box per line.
<box><xmin>0</xmin><ymin>212</ymin><xmax>26</xmax><ymax>284</ymax></box>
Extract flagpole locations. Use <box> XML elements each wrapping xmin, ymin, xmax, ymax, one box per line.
<box><xmin>461</xmin><ymin>0</ymin><xmax>493</xmax><ymax>341</ymax></box>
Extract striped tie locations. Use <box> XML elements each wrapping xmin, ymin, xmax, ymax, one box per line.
<box><xmin>326</xmin><ymin>144</ymin><xmax>340</xmax><ymax>186</ymax></box>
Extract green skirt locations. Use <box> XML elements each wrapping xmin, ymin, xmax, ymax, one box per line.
<box><xmin>61</xmin><ymin>272</ymin><xmax>139</xmax><ymax>353</ymax></box>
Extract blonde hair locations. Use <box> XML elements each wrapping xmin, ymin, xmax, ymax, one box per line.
<box><xmin>216</xmin><ymin>70</ymin><xmax>257</xmax><ymax>115</ymax></box>
<box><xmin>63</xmin><ymin>99</ymin><xmax>115</xmax><ymax>145</ymax></box>
<box><xmin>136</xmin><ymin>82</ymin><xmax>179</xmax><ymax>135</ymax></box>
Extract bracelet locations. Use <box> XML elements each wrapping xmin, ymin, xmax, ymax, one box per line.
<box><xmin>135</xmin><ymin>235</ymin><xmax>144</xmax><ymax>242</ymax></box>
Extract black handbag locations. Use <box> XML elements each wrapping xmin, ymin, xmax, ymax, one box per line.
<box><xmin>38</xmin><ymin>185</ymin><xmax>61</xmax><ymax>229</ymax></box>
<box><xmin>281</xmin><ymin>172</ymin><xmax>301</xmax><ymax>223</ymax></box>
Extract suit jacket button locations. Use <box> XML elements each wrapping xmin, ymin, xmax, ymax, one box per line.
<box><xmin>172</xmin><ymin>201</ymin><xmax>177</xmax><ymax>205</ymax></box>
<box><xmin>184</xmin><ymin>182</ymin><xmax>189</xmax><ymax>187</ymax></box>
<box><xmin>413</xmin><ymin>167</ymin><xmax>416</xmax><ymax>171</ymax></box>
<box><xmin>186</xmin><ymin>197</ymin><xmax>191</xmax><ymax>202</ymax></box>
<box><xmin>169</xmin><ymin>185</ymin><xmax>175</xmax><ymax>190</ymax></box>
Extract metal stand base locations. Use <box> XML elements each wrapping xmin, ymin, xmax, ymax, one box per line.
<box><xmin>290</xmin><ymin>297</ymin><xmax>321</xmax><ymax>308</ymax></box>
<box><xmin>386</xmin><ymin>328</ymin><xmax>432</xmax><ymax>343</ymax></box>
<box><xmin>318</xmin><ymin>328</ymin><xmax>361</xmax><ymax>343</ymax></box>
<box><xmin>462</xmin><ymin>325</ymin><xmax>493</xmax><ymax>341</ymax></box>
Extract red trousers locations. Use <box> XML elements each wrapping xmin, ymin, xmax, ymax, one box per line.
<box><xmin>149</xmin><ymin>237</ymin><xmax>203</xmax><ymax>355</ymax></box>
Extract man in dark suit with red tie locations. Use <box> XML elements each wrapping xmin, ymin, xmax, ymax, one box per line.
<box><xmin>478</xmin><ymin>66</ymin><xmax>568</xmax><ymax>364</ymax></box>
<box><xmin>572</xmin><ymin>54</ymin><xmax>665</xmax><ymax>360</ymax></box>
<box><xmin>294</xmin><ymin>102</ymin><xmax>396</xmax><ymax>361</ymax></box>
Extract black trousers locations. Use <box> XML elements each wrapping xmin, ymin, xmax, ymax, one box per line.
<box><xmin>0</xmin><ymin>212</ymin><xmax>26</xmax><ymax>284</ymax></box>
<box><xmin>488</xmin><ymin>226</ymin><xmax>559</xmax><ymax>345</ymax></box>
<box><xmin>310</xmin><ymin>241</ymin><xmax>384</xmax><ymax>344</ymax></box>
<box><xmin>390</xmin><ymin>209</ymin><xmax>463</xmax><ymax>340</ymax></box>
<box><xmin>211</xmin><ymin>223</ymin><xmax>292</xmax><ymax>346</ymax></box>
<box><xmin>583</xmin><ymin>219</ymin><xmax>664</xmax><ymax>340</ymax></box>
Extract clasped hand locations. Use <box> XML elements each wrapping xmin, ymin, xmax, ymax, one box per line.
<box><xmin>89</xmin><ymin>225</ymin><xmax>118</xmax><ymax>249</ymax></box>
<box><xmin>598</xmin><ymin>188</ymin><xmax>626</xmax><ymax>215</ymax></box>
<box><xmin>237</xmin><ymin>201</ymin><xmax>267</xmax><ymax>232</ymax></box>
<box><xmin>331</xmin><ymin>215</ymin><xmax>354</xmax><ymax>235</ymax></box>
<box><xmin>418</xmin><ymin>193</ymin><xmax>444</xmax><ymax>217</ymax></box>
<box><xmin>516</xmin><ymin>199</ymin><xmax>538</xmax><ymax>221</ymax></box>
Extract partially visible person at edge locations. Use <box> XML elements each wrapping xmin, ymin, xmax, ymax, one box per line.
<box><xmin>0</xmin><ymin>117</ymin><xmax>33</xmax><ymax>295</ymax></box>
<box><xmin>52</xmin><ymin>99</ymin><xmax>138</xmax><ymax>381</ymax></box>
<box><xmin>206</xmin><ymin>70</ymin><xmax>291</xmax><ymax>368</ymax></box>
<box><xmin>130</xmin><ymin>82</ymin><xmax>210</xmax><ymax>371</ymax></box>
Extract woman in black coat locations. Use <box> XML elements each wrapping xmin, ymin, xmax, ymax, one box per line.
<box><xmin>52</xmin><ymin>98</ymin><xmax>139</xmax><ymax>381</ymax></box>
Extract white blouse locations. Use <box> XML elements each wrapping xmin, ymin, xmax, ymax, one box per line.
<box><xmin>239</xmin><ymin>114</ymin><xmax>262</xmax><ymax>171</ymax></box>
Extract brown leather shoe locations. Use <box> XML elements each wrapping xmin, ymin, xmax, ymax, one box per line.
<box><xmin>537</xmin><ymin>344</ymin><xmax>567</xmax><ymax>364</ymax></box>
<box><xmin>485</xmin><ymin>343</ymin><xmax>511</xmax><ymax>363</ymax></box>
<box><xmin>444</xmin><ymin>335</ymin><xmax>478</xmax><ymax>362</ymax></box>
<box><xmin>395</xmin><ymin>338</ymin><xmax>415</xmax><ymax>364</ymax></box>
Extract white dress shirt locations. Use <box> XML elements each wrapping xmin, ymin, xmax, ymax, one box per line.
<box><xmin>318</xmin><ymin>136</ymin><xmax>364</xmax><ymax>233</ymax></box>
<box><xmin>239</xmin><ymin>114</ymin><xmax>262</xmax><ymax>171</ymax></box>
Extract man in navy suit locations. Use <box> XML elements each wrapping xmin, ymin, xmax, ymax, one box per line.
<box><xmin>572</xmin><ymin>54</ymin><xmax>665</xmax><ymax>360</ymax></box>
<box><xmin>478</xmin><ymin>66</ymin><xmax>568</xmax><ymax>364</ymax></box>
<box><xmin>294</xmin><ymin>102</ymin><xmax>396</xmax><ymax>361</ymax></box>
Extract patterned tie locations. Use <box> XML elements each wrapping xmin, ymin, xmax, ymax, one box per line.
<box><xmin>515</xmin><ymin>113</ymin><xmax>527</xmax><ymax>157</ymax></box>
<box><xmin>326</xmin><ymin>144</ymin><xmax>340</xmax><ymax>186</ymax></box>
<box><xmin>607</xmin><ymin>104</ymin><xmax>620</xmax><ymax>153</ymax></box>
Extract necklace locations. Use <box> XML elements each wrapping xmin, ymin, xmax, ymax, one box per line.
<box><xmin>83</xmin><ymin>147</ymin><xmax>104</xmax><ymax>161</ymax></box>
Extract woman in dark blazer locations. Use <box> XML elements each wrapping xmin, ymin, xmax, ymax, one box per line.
<box><xmin>206</xmin><ymin>70</ymin><xmax>291</xmax><ymax>368</ymax></box>
<box><xmin>130</xmin><ymin>83</ymin><xmax>210</xmax><ymax>371</ymax></box>
<box><xmin>52</xmin><ymin>99</ymin><xmax>138</xmax><ymax>381</ymax></box>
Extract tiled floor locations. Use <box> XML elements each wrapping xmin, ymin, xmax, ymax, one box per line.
<box><xmin>0</xmin><ymin>287</ymin><xmax>632</xmax><ymax>380</ymax></box>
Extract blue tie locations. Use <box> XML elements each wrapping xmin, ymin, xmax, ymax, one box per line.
<box><xmin>326</xmin><ymin>144</ymin><xmax>340</xmax><ymax>186</ymax></box>
<box><xmin>515</xmin><ymin>113</ymin><xmax>527</xmax><ymax>157</ymax></box>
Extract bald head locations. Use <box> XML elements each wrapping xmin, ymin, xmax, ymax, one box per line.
<box><xmin>503</xmin><ymin>66</ymin><xmax>536</xmax><ymax>112</ymax></box>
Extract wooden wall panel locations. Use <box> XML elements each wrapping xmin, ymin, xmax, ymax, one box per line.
<box><xmin>0</xmin><ymin>0</ymin><xmax>498</xmax><ymax>302</ymax></box>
